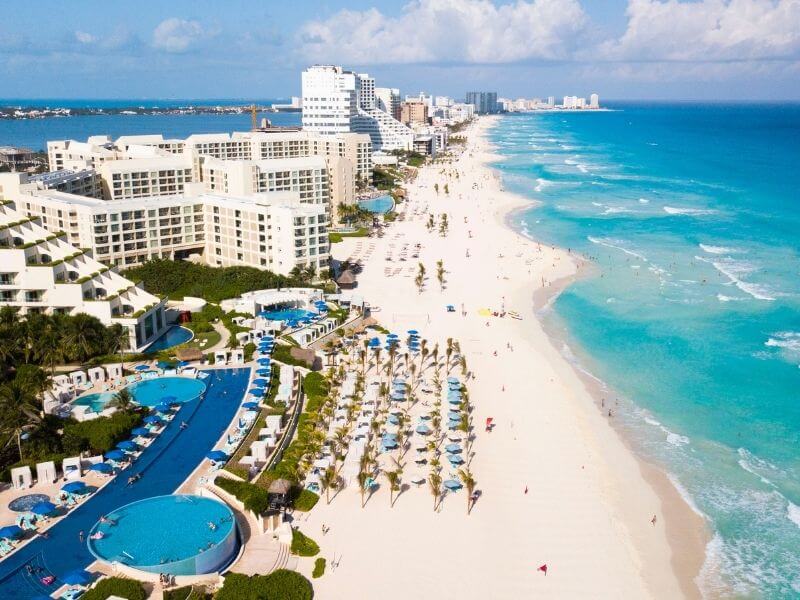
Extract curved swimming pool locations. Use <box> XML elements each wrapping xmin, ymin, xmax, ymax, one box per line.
<box><xmin>145</xmin><ymin>326</ymin><xmax>194</xmax><ymax>352</ymax></box>
<box><xmin>73</xmin><ymin>391</ymin><xmax>115</xmax><ymax>413</ymax></box>
<box><xmin>260</xmin><ymin>308</ymin><xmax>315</xmax><ymax>322</ymax></box>
<box><xmin>88</xmin><ymin>495</ymin><xmax>239</xmax><ymax>576</ymax></box>
<box><xmin>358</xmin><ymin>194</ymin><xmax>394</xmax><ymax>214</ymax></box>
<box><xmin>127</xmin><ymin>377</ymin><xmax>206</xmax><ymax>407</ymax></box>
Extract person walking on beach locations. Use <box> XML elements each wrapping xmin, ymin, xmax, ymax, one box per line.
<box><xmin>651</xmin><ymin>515</ymin><xmax>657</xmax><ymax>526</ymax></box>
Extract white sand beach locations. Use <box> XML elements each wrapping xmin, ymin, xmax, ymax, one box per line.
<box><xmin>304</xmin><ymin>116</ymin><xmax>706</xmax><ymax>599</ymax></box>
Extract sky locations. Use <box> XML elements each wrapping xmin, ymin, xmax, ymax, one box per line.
<box><xmin>1</xmin><ymin>0</ymin><xmax>799</xmax><ymax>101</ymax></box>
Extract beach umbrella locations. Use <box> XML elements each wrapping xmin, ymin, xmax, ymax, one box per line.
<box><xmin>242</xmin><ymin>401</ymin><xmax>260</xmax><ymax>410</ymax></box>
<box><xmin>30</xmin><ymin>501</ymin><xmax>57</xmax><ymax>516</ymax></box>
<box><xmin>387</xmin><ymin>414</ymin><xmax>399</xmax><ymax>425</ymax></box>
<box><xmin>448</xmin><ymin>411</ymin><xmax>461</xmax><ymax>420</ymax></box>
<box><xmin>252</xmin><ymin>378</ymin><xmax>268</xmax><ymax>386</ymax></box>
<box><xmin>177</xmin><ymin>360</ymin><xmax>190</xmax><ymax>367</ymax></box>
<box><xmin>134</xmin><ymin>364</ymin><xmax>150</xmax><ymax>371</ymax></box>
<box><xmin>0</xmin><ymin>525</ymin><xmax>23</xmax><ymax>539</ymax></box>
<box><xmin>448</xmin><ymin>421</ymin><xmax>460</xmax><ymax>430</ymax></box>
<box><xmin>143</xmin><ymin>415</ymin><xmax>162</xmax><ymax>424</ymax></box>
<box><xmin>256</xmin><ymin>368</ymin><xmax>270</xmax><ymax>376</ymax></box>
<box><xmin>89</xmin><ymin>463</ymin><xmax>112</xmax><ymax>473</ymax></box>
<box><xmin>368</xmin><ymin>337</ymin><xmax>380</xmax><ymax>347</ymax></box>
<box><xmin>206</xmin><ymin>450</ymin><xmax>228</xmax><ymax>462</ymax></box>
<box><xmin>411</xmin><ymin>476</ymin><xmax>425</xmax><ymax>485</ymax></box>
<box><xmin>448</xmin><ymin>454</ymin><xmax>465</xmax><ymax>465</ymax></box>
<box><xmin>155</xmin><ymin>404</ymin><xmax>172</xmax><ymax>414</ymax></box>
<box><xmin>257</xmin><ymin>358</ymin><xmax>271</xmax><ymax>365</ymax></box>
<box><xmin>61</xmin><ymin>481</ymin><xmax>86</xmax><ymax>493</ymax></box>
<box><xmin>415</xmin><ymin>424</ymin><xmax>431</xmax><ymax>435</ymax></box>
<box><xmin>116</xmin><ymin>440</ymin><xmax>138</xmax><ymax>451</ymax></box>
<box><xmin>445</xmin><ymin>443</ymin><xmax>462</xmax><ymax>453</ymax></box>
<box><xmin>387</xmin><ymin>333</ymin><xmax>398</xmax><ymax>338</ymax></box>
<box><xmin>447</xmin><ymin>376</ymin><xmax>459</xmax><ymax>384</ymax></box>
<box><xmin>407</xmin><ymin>329</ymin><xmax>419</xmax><ymax>335</ymax></box>
<box><xmin>443</xmin><ymin>479</ymin><xmax>462</xmax><ymax>491</ymax></box>
<box><xmin>105</xmin><ymin>450</ymin><xmax>126</xmax><ymax>461</ymax></box>
<box><xmin>131</xmin><ymin>427</ymin><xmax>150</xmax><ymax>436</ymax></box>
<box><xmin>248</xmin><ymin>387</ymin><xmax>265</xmax><ymax>396</ymax></box>
<box><xmin>62</xmin><ymin>570</ymin><xmax>93</xmax><ymax>586</ymax></box>
<box><xmin>448</xmin><ymin>398</ymin><xmax>462</xmax><ymax>405</ymax></box>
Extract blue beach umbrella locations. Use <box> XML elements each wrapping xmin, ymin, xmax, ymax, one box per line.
<box><xmin>116</xmin><ymin>440</ymin><xmax>138</xmax><ymax>451</ymax></box>
<box><xmin>30</xmin><ymin>501</ymin><xmax>57</xmax><ymax>515</ymax></box>
<box><xmin>387</xmin><ymin>414</ymin><xmax>399</xmax><ymax>425</ymax></box>
<box><xmin>445</xmin><ymin>443</ymin><xmax>462</xmax><ymax>453</ymax></box>
<box><xmin>447</xmin><ymin>376</ymin><xmax>459</xmax><ymax>384</ymax></box>
<box><xmin>387</xmin><ymin>333</ymin><xmax>398</xmax><ymax>339</ymax></box>
<box><xmin>131</xmin><ymin>427</ymin><xmax>150</xmax><ymax>436</ymax></box>
<box><xmin>252</xmin><ymin>378</ymin><xmax>267</xmax><ymax>386</ymax></box>
<box><xmin>415</xmin><ymin>424</ymin><xmax>431</xmax><ymax>435</ymax></box>
<box><xmin>443</xmin><ymin>479</ymin><xmax>462</xmax><ymax>491</ymax></box>
<box><xmin>448</xmin><ymin>454</ymin><xmax>465</xmax><ymax>465</ymax></box>
<box><xmin>89</xmin><ymin>463</ymin><xmax>112</xmax><ymax>473</ymax></box>
<box><xmin>206</xmin><ymin>450</ymin><xmax>228</xmax><ymax>462</ymax></box>
<box><xmin>61</xmin><ymin>481</ymin><xmax>86</xmax><ymax>493</ymax></box>
<box><xmin>62</xmin><ymin>570</ymin><xmax>93</xmax><ymax>586</ymax></box>
<box><xmin>134</xmin><ymin>364</ymin><xmax>150</xmax><ymax>371</ymax></box>
<box><xmin>0</xmin><ymin>525</ymin><xmax>23</xmax><ymax>539</ymax></box>
<box><xmin>143</xmin><ymin>415</ymin><xmax>162</xmax><ymax>424</ymax></box>
<box><xmin>448</xmin><ymin>398</ymin><xmax>462</xmax><ymax>406</ymax></box>
<box><xmin>242</xmin><ymin>401</ymin><xmax>260</xmax><ymax>410</ymax></box>
<box><xmin>155</xmin><ymin>404</ymin><xmax>172</xmax><ymax>414</ymax></box>
<box><xmin>257</xmin><ymin>358</ymin><xmax>271</xmax><ymax>366</ymax></box>
<box><xmin>407</xmin><ymin>329</ymin><xmax>419</xmax><ymax>335</ymax></box>
<box><xmin>256</xmin><ymin>368</ymin><xmax>270</xmax><ymax>376</ymax></box>
<box><xmin>104</xmin><ymin>450</ymin><xmax>126</xmax><ymax>461</ymax></box>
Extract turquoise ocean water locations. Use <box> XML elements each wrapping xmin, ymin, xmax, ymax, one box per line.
<box><xmin>491</xmin><ymin>104</ymin><xmax>800</xmax><ymax>598</ymax></box>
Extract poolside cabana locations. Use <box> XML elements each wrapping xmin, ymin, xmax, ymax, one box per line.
<box><xmin>62</xmin><ymin>457</ymin><xmax>82</xmax><ymax>480</ymax></box>
<box><xmin>235</xmin><ymin>331</ymin><xmax>251</xmax><ymax>345</ymax></box>
<box><xmin>53</xmin><ymin>373</ymin><xmax>72</xmax><ymax>390</ymax></box>
<box><xmin>10</xmin><ymin>466</ymin><xmax>32</xmax><ymax>489</ymax></box>
<box><xmin>105</xmin><ymin>363</ymin><xmax>123</xmax><ymax>380</ymax></box>
<box><xmin>231</xmin><ymin>348</ymin><xmax>245</xmax><ymax>364</ymax></box>
<box><xmin>69</xmin><ymin>370</ymin><xmax>88</xmax><ymax>388</ymax></box>
<box><xmin>87</xmin><ymin>367</ymin><xmax>105</xmax><ymax>385</ymax></box>
<box><xmin>214</xmin><ymin>349</ymin><xmax>228</xmax><ymax>365</ymax></box>
<box><xmin>36</xmin><ymin>461</ymin><xmax>57</xmax><ymax>485</ymax></box>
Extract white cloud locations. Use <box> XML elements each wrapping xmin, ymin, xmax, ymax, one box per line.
<box><xmin>152</xmin><ymin>18</ymin><xmax>205</xmax><ymax>53</ymax></box>
<box><xmin>298</xmin><ymin>0</ymin><xmax>590</xmax><ymax>65</ymax></box>
<box><xmin>598</xmin><ymin>0</ymin><xmax>800</xmax><ymax>62</ymax></box>
<box><xmin>75</xmin><ymin>31</ymin><xmax>95</xmax><ymax>44</ymax></box>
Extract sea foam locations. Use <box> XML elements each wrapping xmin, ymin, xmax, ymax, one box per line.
<box><xmin>663</xmin><ymin>206</ymin><xmax>717</xmax><ymax>216</ymax></box>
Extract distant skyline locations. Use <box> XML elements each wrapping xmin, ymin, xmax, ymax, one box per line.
<box><xmin>2</xmin><ymin>0</ymin><xmax>798</xmax><ymax>101</ymax></box>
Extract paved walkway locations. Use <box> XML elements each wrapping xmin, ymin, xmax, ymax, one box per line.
<box><xmin>207</xmin><ymin>321</ymin><xmax>231</xmax><ymax>353</ymax></box>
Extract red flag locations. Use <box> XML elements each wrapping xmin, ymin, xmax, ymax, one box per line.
<box><xmin>538</xmin><ymin>564</ymin><xmax>548</xmax><ymax>576</ymax></box>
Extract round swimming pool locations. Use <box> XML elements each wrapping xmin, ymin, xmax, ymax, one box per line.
<box><xmin>127</xmin><ymin>377</ymin><xmax>206</xmax><ymax>407</ymax></box>
<box><xmin>88</xmin><ymin>495</ymin><xmax>239</xmax><ymax>576</ymax></box>
<box><xmin>8</xmin><ymin>494</ymin><xmax>51</xmax><ymax>512</ymax></box>
<box><xmin>145</xmin><ymin>326</ymin><xmax>194</xmax><ymax>352</ymax></box>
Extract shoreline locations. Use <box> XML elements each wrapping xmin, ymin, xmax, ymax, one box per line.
<box><xmin>481</xmin><ymin>114</ymin><xmax>709</xmax><ymax>598</ymax></box>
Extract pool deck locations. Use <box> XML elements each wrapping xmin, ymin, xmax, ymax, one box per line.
<box><xmin>0</xmin><ymin>368</ymin><xmax>251</xmax><ymax>599</ymax></box>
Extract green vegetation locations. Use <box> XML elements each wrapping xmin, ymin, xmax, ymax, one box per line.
<box><xmin>164</xmin><ymin>586</ymin><xmax>208</xmax><ymax>600</ymax></box>
<box><xmin>272</xmin><ymin>344</ymin><xmax>309</xmax><ymax>368</ymax></box>
<box><xmin>292</xmin><ymin>488</ymin><xmax>320</xmax><ymax>512</ymax></box>
<box><xmin>121</xmin><ymin>259</ymin><xmax>312</xmax><ymax>303</ymax></box>
<box><xmin>215</xmin><ymin>476</ymin><xmax>270</xmax><ymax>515</ymax></box>
<box><xmin>216</xmin><ymin>570</ymin><xmax>313</xmax><ymax>600</ymax></box>
<box><xmin>328</xmin><ymin>227</ymin><xmax>370</xmax><ymax>243</ymax></box>
<box><xmin>290</xmin><ymin>528</ymin><xmax>320</xmax><ymax>557</ymax></box>
<box><xmin>82</xmin><ymin>577</ymin><xmax>147</xmax><ymax>600</ymax></box>
<box><xmin>337</xmin><ymin>204</ymin><xmax>374</xmax><ymax>228</ymax></box>
<box><xmin>312</xmin><ymin>557</ymin><xmax>326</xmax><ymax>579</ymax></box>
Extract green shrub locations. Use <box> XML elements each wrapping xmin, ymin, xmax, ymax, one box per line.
<box><xmin>82</xmin><ymin>577</ymin><xmax>147</xmax><ymax>600</ymax></box>
<box><xmin>215</xmin><ymin>476</ymin><xmax>270</xmax><ymax>515</ymax></box>
<box><xmin>291</xmin><ymin>489</ymin><xmax>320</xmax><ymax>512</ymax></box>
<box><xmin>216</xmin><ymin>570</ymin><xmax>313</xmax><ymax>600</ymax></box>
<box><xmin>290</xmin><ymin>528</ymin><xmax>320</xmax><ymax>557</ymax></box>
<box><xmin>312</xmin><ymin>557</ymin><xmax>326</xmax><ymax>579</ymax></box>
<box><xmin>272</xmin><ymin>344</ymin><xmax>309</xmax><ymax>368</ymax></box>
<box><xmin>243</xmin><ymin>342</ymin><xmax>256</xmax><ymax>362</ymax></box>
<box><xmin>61</xmin><ymin>410</ymin><xmax>144</xmax><ymax>455</ymax></box>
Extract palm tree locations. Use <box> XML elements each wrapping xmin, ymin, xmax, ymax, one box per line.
<box><xmin>458</xmin><ymin>468</ymin><xmax>476</xmax><ymax>515</ymax></box>
<box><xmin>0</xmin><ymin>381</ymin><xmax>43</xmax><ymax>460</ymax></box>
<box><xmin>320</xmin><ymin>467</ymin><xmax>337</xmax><ymax>504</ymax></box>
<box><xmin>357</xmin><ymin>470</ymin><xmax>369</xmax><ymax>508</ymax></box>
<box><xmin>445</xmin><ymin>338</ymin><xmax>454</xmax><ymax>373</ymax></box>
<box><xmin>428</xmin><ymin>471</ymin><xmax>442</xmax><ymax>511</ymax></box>
<box><xmin>111</xmin><ymin>387</ymin><xmax>134</xmax><ymax>412</ymax></box>
<box><xmin>384</xmin><ymin>469</ymin><xmax>401</xmax><ymax>507</ymax></box>
<box><xmin>436</xmin><ymin>260</ymin><xmax>445</xmax><ymax>291</ymax></box>
<box><xmin>63</xmin><ymin>313</ymin><xmax>104</xmax><ymax>362</ymax></box>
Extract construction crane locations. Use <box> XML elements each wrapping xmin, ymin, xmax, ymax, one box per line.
<box><xmin>250</xmin><ymin>104</ymin><xmax>258</xmax><ymax>131</ymax></box>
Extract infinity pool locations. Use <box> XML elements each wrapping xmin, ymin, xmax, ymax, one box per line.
<box><xmin>260</xmin><ymin>308</ymin><xmax>316</xmax><ymax>322</ymax></box>
<box><xmin>88</xmin><ymin>495</ymin><xmax>238</xmax><ymax>576</ymax></box>
<box><xmin>128</xmin><ymin>376</ymin><xmax>206</xmax><ymax>407</ymax></box>
<box><xmin>145</xmin><ymin>326</ymin><xmax>194</xmax><ymax>352</ymax></box>
<box><xmin>74</xmin><ymin>391</ymin><xmax>115</xmax><ymax>413</ymax></box>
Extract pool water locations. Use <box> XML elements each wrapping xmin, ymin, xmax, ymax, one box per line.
<box><xmin>358</xmin><ymin>194</ymin><xmax>394</xmax><ymax>214</ymax></box>
<box><xmin>73</xmin><ymin>391</ymin><xmax>115</xmax><ymax>413</ymax></box>
<box><xmin>88</xmin><ymin>495</ymin><xmax>238</xmax><ymax>575</ymax></box>
<box><xmin>8</xmin><ymin>494</ymin><xmax>51</xmax><ymax>512</ymax></box>
<box><xmin>261</xmin><ymin>308</ymin><xmax>315</xmax><ymax>322</ymax></box>
<box><xmin>145</xmin><ymin>326</ymin><xmax>194</xmax><ymax>352</ymax></box>
<box><xmin>127</xmin><ymin>376</ymin><xmax>206</xmax><ymax>407</ymax></box>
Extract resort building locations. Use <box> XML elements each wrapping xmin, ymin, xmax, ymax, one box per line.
<box><xmin>375</xmin><ymin>87</ymin><xmax>401</xmax><ymax>121</ymax></box>
<box><xmin>0</xmin><ymin>146</ymin><xmax>36</xmax><ymax>171</ymax></box>
<box><xmin>0</xmin><ymin>201</ymin><xmax>168</xmax><ymax>350</ymax></box>
<box><xmin>400</xmin><ymin>99</ymin><xmax>430</xmax><ymax>126</ymax></box>
<box><xmin>0</xmin><ymin>173</ymin><xmax>328</xmax><ymax>275</ymax></box>
<box><xmin>29</xmin><ymin>168</ymin><xmax>102</xmax><ymax>198</ymax></box>
<box><xmin>465</xmin><ymin>91</ymin><xmax>499</xmax><ymax>114</ymax></box>
<box><xmin>302</xmin><ymin>65</ymin><xmax>415</xmax><ymax>152</ymax></box>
